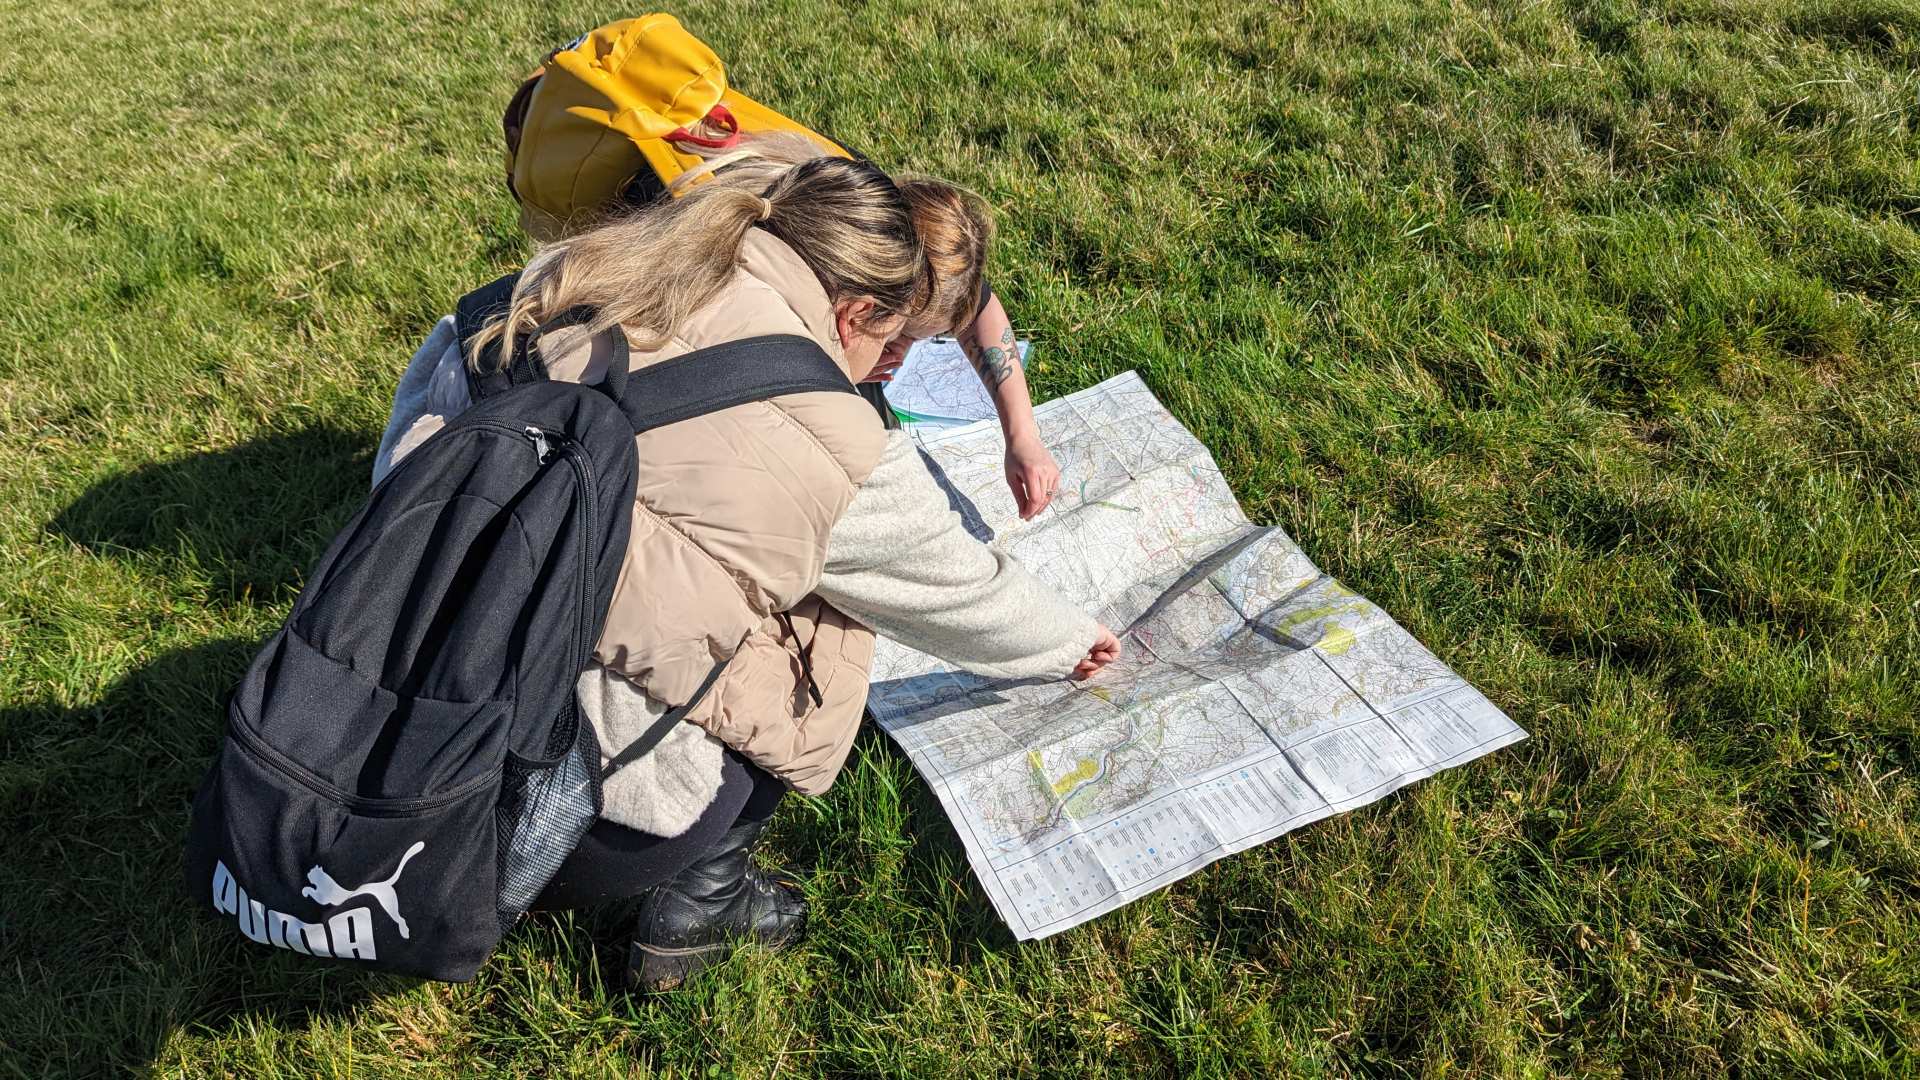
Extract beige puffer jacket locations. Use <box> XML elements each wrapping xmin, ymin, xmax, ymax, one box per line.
<box><xmin>393</xmin><ymin>230</ymin><xmax>887</xmax><ymax>793</ymax></box>
<box><xmin>572</xmin><ymin>231</ymin><xmax>889</xmax><ymax>792</ymax></box>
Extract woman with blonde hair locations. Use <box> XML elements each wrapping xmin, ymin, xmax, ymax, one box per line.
<box><xmin>596</xmin><ymin>128</ymin><xmax>1066</xmax><ymax>521</ymax></box>
<box><xmin>375</xmin><ymin>155</ymin><xmax>1119</xmax><ymax>990</ymax></box>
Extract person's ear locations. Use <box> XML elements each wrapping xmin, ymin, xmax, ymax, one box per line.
<box><xmin>833</xmin><ymin>297</ymin><xmax>878</xmax><ymax>348</ymax></box>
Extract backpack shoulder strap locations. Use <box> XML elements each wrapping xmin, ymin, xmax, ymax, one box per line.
<box><xmin>616</xmin><ymin>333</ymin><xmax>856</xmax><ymax>433</ymax></box>
<box><xmin>596</xmin><ymin>332</ymin><xmax>854</xmax><ymax>782</ymax></box>
<box><xmin>454</xmin><ymin>272</ymin><xmax>545</xmax><ymax>401</ymax></box>
<box><xmin>452</xmin><ymin>267</ymin><xmax>855</xmax><ymax>420</ymax></box>
<box><xmin>598</xmin><ymin>652</ymin><xmax>731</xmax><ymax>781</ymax></box>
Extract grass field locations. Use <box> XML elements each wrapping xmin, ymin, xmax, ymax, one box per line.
<box><xmin>3</xmin><ymin>0</ymin><xmax>1918</xmax><ymax>1075</ymax></box>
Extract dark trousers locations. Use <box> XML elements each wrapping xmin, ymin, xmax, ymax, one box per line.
<box><xmin>533</xmin><ymin>747</ymin><xmax>785</xmax><ymax>909</ymax></box>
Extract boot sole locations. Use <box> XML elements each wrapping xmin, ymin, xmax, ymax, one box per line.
<box><xmin>628</xmin><ymin>927</ymin><xmax>807</xmax><ymax>993</ymax></box>
<box><xmin>629</xmin><ymin>941</ymin><xmax>732</xmax><ymax>993</ymax></box>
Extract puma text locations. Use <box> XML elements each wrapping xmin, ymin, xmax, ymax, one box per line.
<box><xmin>212</xmin><ymin>861</ymin><xmax>380</xmax><ymax>960</ymax></box>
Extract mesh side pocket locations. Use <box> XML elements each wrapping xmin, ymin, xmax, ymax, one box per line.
<box><xmin>494</xmin><ymin>704</ymin><xmax>601</xmax><ymax>929</ymax></box>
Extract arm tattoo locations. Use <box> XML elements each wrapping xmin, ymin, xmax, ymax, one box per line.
<box><xmin>966</xmin><ymin>325</ymin><xmax>1021</xmax><ymax>389</ymax></box>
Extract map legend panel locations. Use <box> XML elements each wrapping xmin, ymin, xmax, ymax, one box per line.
<box><xmin>1384</xmin><ymin>685</ymin><xmax>1514</xmax><ymax>764</ymax></box>
<box><xmin>1087</xmin><ymin>799</ymin><xmax>1219</xmax><ymax>891</ymax></box>
<box><xmin>1003</xmin><ymin>836</ymin><xmax>1117</xmax><ymax>933</ymax></box>
<box><xmin>1190</xmin><ymin>764</ymin><xmax>1297</xmax><ymax>841</ymax></box>
<box><xmin>1285</xmin><ymin>718</ymin><xmax>1427</xmax><ymax>808</ymax></box>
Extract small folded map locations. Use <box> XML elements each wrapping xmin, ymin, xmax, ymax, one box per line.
<box><xmin>883</xmin><ymin>337</ymin><xmax>1027</xmax><ymax>430</ymax></box>
<box><xmin>869</xmin><ymin>370</ymin><xmax>1527</xmax><ymax>939</ymax></box>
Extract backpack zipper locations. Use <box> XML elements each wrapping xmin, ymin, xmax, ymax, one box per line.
<box><xmin>226</xmin><ymin>700</ymin><xmax>500</xmax><ymax>816</ymax></box>
<box><xmin>378</xmin><ymin>420</ymin><xmax>558</xmax><ymax>493</ymax></box>
<box><xmin>523</xmin><ymin>426</ymin><xmax>554</xmax><ymax>464</ymax></box>
<box><xmin>557</xmin><ymin>432</ymin><xmax>596</xmax><ymax>681</ymax></box>
<box><xmin>521</xmin><ymin>424</ymin><xmax>598</xmax><ymax>730</ymax></box>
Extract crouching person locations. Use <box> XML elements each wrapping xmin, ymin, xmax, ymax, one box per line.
<box><xmin>375</xmin><ymin>156</ymin><xmax>1120</xmax><ymax>989</ymax></box>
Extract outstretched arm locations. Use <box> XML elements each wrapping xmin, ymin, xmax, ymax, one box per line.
<box><xmin>960</xmin><ymin>293</ymin><xmax>1061</xmax><ymax>520</ymax></box>
<box><xmin>817</xmin><ymin>433</ymin><xmax>1117</xmax><ymax>682</ymax></box>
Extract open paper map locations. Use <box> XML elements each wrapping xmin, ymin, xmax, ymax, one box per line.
<box><xmin>869</xmin><ymin>371</ymin><xmax>1527</xmax><ymax>939</ymax></box>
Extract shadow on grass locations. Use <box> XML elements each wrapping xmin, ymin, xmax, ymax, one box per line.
<box><xmin>11</xmin><ymin>430</ymin><xmax>410</xmax><ymax>1074</ymax></box>
<box><xmin>48</xmin><ymin>424</ymin><xmax>373</xmax><ymax>605</ymax></box>
<box><xmin>0</xmin><ymin>639</ymin><xmax>415</xmax><ymax>1078</ymax></box>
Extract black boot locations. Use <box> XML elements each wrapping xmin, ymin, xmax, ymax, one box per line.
<box><xmin>627</xmin><ymin>817</ymin><xmax>807</xmax><ymax>991</ymax></box>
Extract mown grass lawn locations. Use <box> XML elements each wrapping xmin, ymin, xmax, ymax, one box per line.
<box><xmin>3</xmin><ymin>0</ymin><xmax>1918</xmax><ymax>1075</ymax></box>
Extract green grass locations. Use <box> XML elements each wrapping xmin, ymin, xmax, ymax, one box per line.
<box><xmin>3</xmin><ymin>0</ymin><xmax>1918</xmax><ymax>1075</ymax></box>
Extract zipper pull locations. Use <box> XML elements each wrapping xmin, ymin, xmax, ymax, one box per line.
<box><xmin>524</xmin><ymin>425</ymin><xmax>554</xmax><ymax>464</ymax></box>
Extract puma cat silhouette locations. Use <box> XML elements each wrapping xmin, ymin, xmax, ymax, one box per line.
<box><xmin>300</xmin><ymin>841</ymin><xmax>427</xmax><ymax>939</ymax></box>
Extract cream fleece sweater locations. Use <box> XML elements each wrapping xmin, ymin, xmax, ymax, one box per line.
<box><xmin>376</xmin><ymin>320</ymin><xmax>1099</xmax><ymax>836</ymax></box>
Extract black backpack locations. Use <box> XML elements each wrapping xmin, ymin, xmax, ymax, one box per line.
<box><xmin>185</xmin><ymin>275</ymin><xmax>856</xmax><ymax>981</ymax></box>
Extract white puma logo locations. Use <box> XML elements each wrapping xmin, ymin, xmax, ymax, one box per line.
<box><xmin>300</xmin><ymin>841</ymin><xmax>427</xmax><ymax>939</ymax></box>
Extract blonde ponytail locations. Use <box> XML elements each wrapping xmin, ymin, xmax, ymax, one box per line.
<box><xmin>470</xmin><ymin>182</ymin><xmax>768</xmax><ymax>367</ymax></box>
<box><xmin>472</xmin><ymin>156</ymin><xmax>928</xmax><ymax>373</ymax></box>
